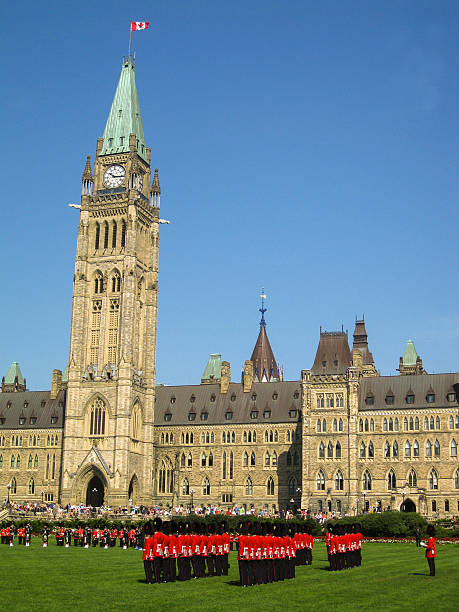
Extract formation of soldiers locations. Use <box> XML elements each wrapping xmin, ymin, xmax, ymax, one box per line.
<box><xmin>143</xmin><ymin>519</ymin><xmax>232</xmax><ymax>584</ymax></box>
<box><xmin>237</xmin><ymin>521</ymin><xmax>313</xmax><ymax>586</ymax></box>
<box><xmin>47</xmin><ymin>525</ymin><xmax>142</xmax><ymax>549</ymax></box>
<box><xmin>325</xmin><ymin>524</ymin><xmax>363</xmax><ymax>571</ymax></box>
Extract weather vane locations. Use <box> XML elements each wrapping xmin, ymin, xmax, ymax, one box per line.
<box><xmin>259</xmin><ymin>287</ymin><xmax>267</xmax><ymax>327</ymax></box>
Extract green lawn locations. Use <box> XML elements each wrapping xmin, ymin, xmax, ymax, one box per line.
<box><xmin>0</xmin><ymin>540</ymin><xmax>457</xmax><ymax>611</ymax></box>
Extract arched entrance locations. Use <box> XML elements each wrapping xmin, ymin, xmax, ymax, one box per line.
<box><xmin>86</xmin><ymin>475</ymin><xmax>105</xmax><ymax>507</ymax></box>
<box><xmin>128</xmin><ymin>475</ymin><xmax>138</xmax><ymax>504</ymax></box>
<box><xmin>401</xmin><ymin>498</ymin><xmax>416</xmax><ymax>513</ymax></box>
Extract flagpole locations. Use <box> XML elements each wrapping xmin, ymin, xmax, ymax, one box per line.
<box><xmin>128</xmin><ymin>24</ymin><xmax>132</xmax><ymax>62</ymax></box>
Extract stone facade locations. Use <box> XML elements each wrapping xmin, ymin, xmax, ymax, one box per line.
<box><xmin>0</xmin><ymin>58</ymin><xmax>458</xmax><ymax>518</ymax></box>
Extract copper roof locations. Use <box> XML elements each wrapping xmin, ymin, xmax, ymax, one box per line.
<box><xmin>250</xmin><ymin>324</ymin><xmax>281</xmax><ymax>382</ymax></box>
<box><xmin>311</xmin><ymin>330</ymin><xmax>352</xmax><ymax>374</ymax></box>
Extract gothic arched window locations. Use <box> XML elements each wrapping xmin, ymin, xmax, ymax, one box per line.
<box><xmin>158</xmin><ymin>457</ymin><xmax>173</xmax><ymax>494</ymax></box>
<box><xmin>182</xmin><ymin>478</ymin><xmax>189</xmax><ymax>495</ymax></box>
<box><xmin>222</xmin><ymin>451</ymin><xmax>227</xmax><ymax>479</ymax></box>
<box><xmin>95</xmin><ymin>222</ymin><xmax>100</xmax><ymax>250</ymax></box>
<box><xmin>451</xmin><ymin>439</ymin><xmax>457</xmax><ymax>457</ymax></box>
<box><xmin>245</xmin><ymin>477</ymin><xmax>253</xmax><ymax>495</ymax></box>
<box><xmin>112</xmin><ymin>271</ymin><xmax>121</xmax><ymax>293</ymax></box>
<box><xmin>413</xmin><ymin>439</ymin><xmax>419</xmax><ymax>457</ymax></box>
<box><xmin>387</xmin><ymin>470</ymin><xmax>396</xmax><ymax>490</ymax></box>
<box><xmin>180</xmin><ymin>453</ymin><xmax>185</xmax><ymax>468</ymax></box>
<box><xmin>34</xmin><ymin>454</ymin><xmax>38</xmax><ymax>468</ymax></box>
<box><xmin>405</xmin><ymin>440</ymin><xmax>411</xmax><ymax>457</ymax></box>
<box><xmin>243</xmin><ymin>451</ymin><xmax>248</xmax><ymax>467</ymax></box>
<box><xmin>229</xmin><ymin>451</ymin><xmax>234</xmax><ymax>479</ymax></box>
<box><xmin>327</xmin><ymin>442</ymin><xmax>333</xmax><ymax>458</ymax></box>
<box><xmin>319</xmin><ymin>442</ymin><xmax>325</xmax><ymax>459</ymax></box>
<box><xmin>267</xmin><ymin>476</ymin><xmax>274</xmax><ymax>496</ymax></box>
<box><xmin>317</xmin><ymin>419</ymin><xmax>321</xmax><ymax>433</ymax></box>
<box><xmin>429</xmin><ymin>469</ymin><xmax>438</xmax><ymax>490</ymax></box>
<box><xmin>208</xmin><ymin>452</ymin><xmax>213</xmax><ymax>467</ymax></box>
<box><xmin>289</xmin><ymin>477</ymin><xmax>297</xmax><ymax>497</ymax></box>
<box><xmin>434</xmin><ymin>440</ymin><xmax>440</xmax><ymax>457</ymax></box>
<box><xmin>265</xmin><ymin>451</ymin><xmax>270</xmax><ymax>466</ymax></box>
<box><xmin>384</xmin><ymin>441</ymin><xmax>390</xmax><ymax>458</ymax></box>
<box><xmin>426</xmin><ymin>439</ymin><xmax>432</xmax><ymax>457</ymax></box>
<box><xmin>408</xmin><ymin>469</ymin><xmax>417</xmax><ymax>487</ymax></box>
<box><xmin>335</xmin><ymin>470</ymin><xmax>344</xmax><ymax>490</ymax></box>
<box><xmin>29</xmin><ymin>478</ymin><xmax>35</xmax><ymax>495</ymax></box>
<box><xmin>360</xmin><ymin>442</ymin><xmax>366</xmax><ymax>458</ymax></box>
<box><xmin>368</xmin><ymin>441</ymin><xmax>374</xmax><ymax>458</ymax></box>
<box><xmin>287</xmin><ymin>451</ymin><xmax>292</xmax><ymax>465</ymax></box>
<box><xmin>339</xmin><ymin>418</ymin><xmax>343</xmax><ymax>432</ymax></box>
<box><xmin>28</xmin><ymin>454</ymin><xmax>32</xmax><ymax>469</ymax></box>
<box><xmin>203</xmin><ymin>477</ymin><xmax>210</xmax><ymax>496</ymax></box>
<box><xmin>316</xmin><ymin>470</ymin><xmax>325</xmax><ymax>491</ymax></box>
<box><xmin>103</xmin><ymin>221</ymin><xmax>109</xmax><ymax>249</ymax></box>
<box><xmin>121</xmin><ymin>220</ymin><xmax>127</xmax><ymax>248</ymax></box>
<box><xmin>272</xmin><ymin>451</ymin><xmax>277</xmax><ymax>466</ymax></box>
<box><xmin>89</xmin><ymin>397</ymin><xmax>106</xmax><ymax>436</ymax></box>
<box><xmin>363</xmin><ymin>470</ymin><xmax>372</xmax><ymax>491</ymax></box>
<box><xmin>335</xmin><ymin>442</ymin><xmax>341</xmax><ymax>459</ymax></box>
<box><xmin>112</xmin><ymin>221</ymin><xmax>117</xmax><ymax>249</ymax></box>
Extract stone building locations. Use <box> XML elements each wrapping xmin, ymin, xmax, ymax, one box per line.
<box><xmin>0</xmin><ymin>57</ymin><xmax>457</xmax><ymax>517</ymax></box>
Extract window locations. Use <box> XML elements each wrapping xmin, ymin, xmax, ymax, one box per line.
<box><xmin>415</xmin><ymin>417</ymin><xmax>419</xmax><ymax>430</ymax></box>
<box><xmin>95</xmin><ymin>222</ymin><xmax>100</xmax><ymax>249</ymax></box>
<box><xmin>201</xmin><ymin>452</ymin><xmax>206</xmax><ymax>467</ymax></box>
<box><xmin>272</xmin><ymin>392</ymin><xmax>278</xmax><ymax>400</ymax></box>
<box><xmin>447</xmin><ymin>392</ymin><xmax>456</xmax><ymax>402</ymax></box>
<box><xmin>294</xmin><ymin>451</ymin><xmax>299</xmax><ymax>466</ymax></box>
<box><xmin>408</xmin><ymin>469</ymin><xmax>417</xmax><ymax>488</ymax></box>
<box><xmin>265</xmin><ymin>451</ymin><xmax>270</xmax><ymax>466</ymax></box>
<box><xmin>426</xmin><ymin>439</ymin><xmax>432</xmax><ymax>457</ymax></box>
<box><xmin>263</xmin><ymin>410</ymin><xmax>271</xmax><ymax>419</ymax></box>
<box><xmin>429</xmin><ymin>469</ymin><xmax>438</xmax><ymax>490</ymax></box>
<box><xmin>29</xmin><ymin>478</ymin><xmax>35</xmax><ymax>495</ymax></box>
<box><xmin>203</xmin><ymin>477</ymin><xmax>210</xmax><ymax>496</ymax></box>
<box><xmin>28</xmin><ymin>454</ymin><xmax>32</xmax><ymax>469</ymax></box>
<box><xmin>360</xmin><ymin>442</ymin><xmax>366</xmax><ymax>458</ymax></box>
<box><xmin>182</xmin><ymin>478</ymin><xmax>189</xmax><ymax>495</ymax></box>
<box><xmin>289</xmin><ymin>409</ymin><xmax>297</xmax><ymax>418</ymax></box>
<box><xmin>363</xmin><ymin>470</ymin><xmax>372</xmax><ymax>491</ymax></box>
<box><xmin>385</xmin><ymin>394</ymin><xmax>394</xmax><ymax>405</ymax></box>
<box><xmin>250</xmin><ymin>451</ymin><xmax>256</xmax><ymax>466</ymax></box>
<box><xmin>393</xmin><ymin>440</ymin><xmax>398</xmax><ymax>457</ymax></box>
<box><xmin>404</xmin><ymin>440</ymin><xmax>411</xmax><ymax>457</ymax></box>
<box><xmin>360</xmin><ymin>419</ymin><xmax>365</xmax><ymax>432</ymax></box>
<box><xmin>409</xmin><ymin>417</ymin><xmax>414</xmax><ymax>431</ymax></box>
<box><xmin>451</xmin><ymin>439</ymin><xmax>457</xmax><ymax>457</ymax></box>
<box><xmin>335</xmin><ymin>470</ymin><xmax>344</xmax><ymax>490</ymax></box>
<box><xmin>111</xmin><ymin>221</ymin><xmax>117</xmax><ymax>249</ymax></box>
<box><xmin>445</xmin><ymin>500</ymin><xmax>450</xmax><ymax>512</ymax></box>
<box><xmin>210</xmin><ymin>394</ymin><xmax>216</xmax><ymax>403</ymax></box>
<box><xmin>395</xmin><ymin>418</ymin><xmax>399</xmax><ymax>431</ymax></box>
<box><xmin>404</xmin><ymin>418</ymin><xmax>408</xmax><ymax>431</ymax></box>
<box><xmin>208</xmin><ymin>452</ymin><xmax>213</xmax><ymax>467</ymax></box>
<box><xmin>200</xmin><ymin>412</ymin><xmax>208</xmax><ymax>421</ymax></box>
<box><xmin>267</xmin><ymin>477</ymin><xmax>274</xmax><ymax>496</ymax></box>
<box><xmin>274</xmin><ymin>431</ymin><xmax>277</xmax><ymax>442</ymax></box>
<box><xmin>406</xmin><ymin>394</ymin><xmax>415</xmax><ymax>404</ymax></box>
<box><xmin>450</xmin><ymin>416</ymin><xmax>455</xmax><ymax>429</ymax></box>
<box><xmin>436</xmin><ymin>416</ymin><xmax>440</xmax><ymax>430</ymax></box>
<box><xmin>413</xmin><ymin>440</ymin><xmax>419</xmax><ymax>457</ymax></box>
<box><xmin>243</xmin><ymin>451</ymin><xmax>249</xmax><ymax>467</ymax></box>
<box><xmin>272</xmin><ymin>451</ymin><xmax>277</xmax><ymax>466</ymax></box>
<box><xmin>0</xmin><ymin>454</ymin><xmax>2</xmax><ymax>469</ymax></box>
<box><xmin>323</xmin><ymin>419</ymin><xmax>326</xmax><ymax>432</ymax></box>
<box><xmin>222</xmin><ymin>451</ymin><xmax>227</xmax><ymax>479</ymax></box>
<box><xmin>10</xmin><ymin>478</ymin><xmax>17</xmax><ymax>494</ymax></box>
<box><xmin>365</xmin><ymin>418</ymin><xmax>369</xmax><ymax>432</ymax></box>
<box><xmin>434</xmin><ymin>440</ymin><xmax>440</xmax><ymax>457</ymax></box>
<box><xmin>19</xmin><ymin>417</ymin><xmax>26</xmax><ymax>425</ymax></box>
<box><xmin>384</xmin><ymin>441</ymin><xmax>390</xmax><ymax>458</ymax></box>
<box><xmin>317</xmin><ymin>394</ymin><xmax>324</xmax><ymax>408</ymax></box>
<box><xmin>11</xmin><ymin>455</ymin><xmax>15</xmax><ymax>469</ymax></box>
<box><xmin>333</xmin><ymin>419</ymin><xmax>337</xmax><ymax>432</ymax></box>
<box><xmin>89</xmin><ymin>397</ymin><xmax>106</xmax><ymax>436</ymax></box>
<box><xmin>368</xmin><ymin>441</ymin><xmax>374</xmax><ymax>458</ymax></box>
<box><xmin>319</xmin><ymin>442</ymin><xmax>325</xmax><ymax>459</ymax></box>
<box><xmin>250</xmin><ymin>411</ymin><xmax>258</xmax><ymax>419</ymax></box>
<box><xmin>164</xmin><ymin>413</ymin><xmax>172</xmax><ymax>422</ymax></box>
<box><xmin>121</xmin><ymin>220</ymin><xmax>126</xmax><ymax>247</ymax></box>
<box><xmin>245</xmin><ymin>477</ymin><xmax>253</xmax><ymax>495</ymax></box>
<box><xmin>388</xmin><ymin>470</ymin><xmax>396</xmax><ymax>490</ymax></box>
<box><xmin>225</xmin><ymin>412</ymin><xmax>233</xmax><ymax>420</ymax></box>
<box><xmin>426</xmin><ymin>393</ymin><xmax>435</xmax><ymax>403</ymax></box>
<box><xmin>425</xmin><ymin>417</ymin><xmax>429</xmax><ymax>430</ymax></box>
<box><xmin>103</xmin><ymin>221</ymin><xmax>109</xmax><ymax>249</ymax></box>
<box><xmin>188</xmin><ymin>412</ymin><xmax>196</xmax><ymax>421</ymax></box>
<box><xmin>34</xmin><ymin>455</ymin><xmax>38</xmax><ymax>468</ymax></box>
<box><xmin>430</xmin><ymin>416</ymin><xmax>434</xmax><ymax>429</ymax></box>
<box><xmin>229</xmin><ymin>451</ymin><xmax>234</xmax><ymax>479</ymax></box>
<box><xmin>339</xmin><ymin>418</ymin><xmax>343</xmax><ymax>432</ymax></box>
<box><xmin>327</xmin><ymin>442</ymin><xmax>333</xmax><ymax>459</ymax></box>
<box><xmin>158</xmin><ymin>458</ymin><xmax>174</xmax><ymax>493</ymax></box>
<box><xmin>335</xmin><ymin>442</ymin><xmax>341</xmax><ymax>459</ymax></box>
<box><xmin>388</xmin><ymin>418</ymin><xmax>393</xmax><ymax>432</ymax></box>
<box><xmin>455</xmin><ymin>468</ymin><xmax>459</xmax><ymax>489</ymax></box>
<box><xmin>187</xmin><ymin>453</ymin><xmax>192</xmax><ymax>467</ymax></box>
<box><xmin>317</xmin><ymin>470</ymin><xmax>325</xmax><ymax>491</ymax></box>
<box><xmin>289</xmin><ymin>477</ymin><xmax>297</xmax><ymax>497</ymax></box>
<box><xmin>230</xmin><ymin>394</ymin><xmax>236</xmax><ymax>402</ymax></box>
<box><xmin>317</xmin><ymin>419</ymin><xmax>321</xmax><ymax>433</ymax></box>
<box><xmin>30</xmin><ymin>417</ymin><xmax>36</xmax><ymax>425</ymax></box>
<box><xmin>383</xmin><ymin>418</ymin><xmax>388</xmax><ymax>432</ymax></box>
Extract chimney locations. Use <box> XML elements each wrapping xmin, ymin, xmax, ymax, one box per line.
<box><xmin>50</xmin><ymin>369</ymin><xmax>62</xmax><ymax>399</ymax></box>
<box><xmin>220</xmin><ymin>361</ymin><xmax>231</xmax><ymax>394</ymax></box>
<box><xmin>243</xmin><ymin>360</ymin><xmax>254</xmax><ymax>393</ymax></box>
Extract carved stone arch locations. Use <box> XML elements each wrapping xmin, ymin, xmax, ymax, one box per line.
<box><xmin>93</xmin><ymin>269</ymin><xmax>105</xmax><ymax>294</ymax></box>
<box><xmin>84</xmin><ymin>394</ymin><xmax>111</xmax><ymax>437</ymax></box>
<box><xmin>72</xmin><ymin>464</ymin><xmax>109</xmax><ymax>506</ymax></box>
<box><xmin>109</xmin><ymin>267</ymin><xmax>122</xmax><ymax>293</ymax></box>
<box><xmin>101</xmin><ymin>363</ymin><xmax>116</xmax><ymax>380</ymax></box>
<box><xmin>130</xmin><ymin>400</ymin><xmax>143</xmax><ymax>441</ymax></box>
<box><xmin>83</xmin><ymin>364</ymin><xmax>98</xmax><ymax>380</ymax></box>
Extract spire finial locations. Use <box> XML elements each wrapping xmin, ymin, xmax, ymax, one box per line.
<box><xmin>259</xmin><ymin>287</ymin><xmax>267</xmax><ymax>327</ymax></box>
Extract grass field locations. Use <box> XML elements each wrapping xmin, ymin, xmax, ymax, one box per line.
<box><xmin>0</xmin><ymin>540</ymin><xmax>457</xmax><ymax>611</ymax></box>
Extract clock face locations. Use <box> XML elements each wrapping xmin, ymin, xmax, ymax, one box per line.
<box><xmin>103</xmin><ymin>165</ymin><xmax>126</xmax><ymax>188</ymax></box>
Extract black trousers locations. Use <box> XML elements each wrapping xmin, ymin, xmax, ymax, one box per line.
<box><xmin>191</xmin><ymin>555</ymin><xmax>200</xmax><ymax>578</ymax></box>
<box><xmin>215</xmin><ymin>555</ymin><xmax>223</xmax><ymax>576</ymax></box>
<box><xmin>222</xmin><ymin>554</ymin><xmax>229</xmax><ymax>576</ymax></box>
<box><xmin>144</xmin><ymin>560</ymin><xmax>153</xmax><ymax>584</ymax></box>
<box><xmin>169</xmin><ymin>558</ymin><xmax>176</xmax><ymax>582</ymax></box>
<box><xmin>207</xmin><ymin>555</ymin><xmax>215</xmax><ymax>576</ymax></box>
<box><xmin>427</xmin><ymin>557</ymin><xmax>435</xmax><ymax>576</ymax></box>
<box><xmin>239</xmin><ymin>560</ymin><xmax>249</xmax><ymax>586</ymax></box>
<box><xmin>153</xmin><ymin>557</ymin><xmax>163</xmax><ymax>583</ymax></box>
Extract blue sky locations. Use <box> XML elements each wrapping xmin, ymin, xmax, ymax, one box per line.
<box><xmin>1</xmin><ymin>0</ymin><xmax>457</xmax><ymax>389</ymax></box>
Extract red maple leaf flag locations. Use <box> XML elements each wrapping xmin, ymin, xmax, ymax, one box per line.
<box><xmin>131</xmin><ymin>22</ymin><xmax>149</xmax><ymax>31</ymax></box>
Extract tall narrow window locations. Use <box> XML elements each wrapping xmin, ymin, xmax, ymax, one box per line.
<box><xmin>360</xmin><ymin>442</ymin><xmax>366</xmax><ymax>458</ymax></box>
<box><xmin>327</xmin><ymin>442</ymin><xmax>333</xmax><ymax>458</ymax></box>
<box><xmin>429</xmin><ymin>469</ymin><xmax>438</xmax><ymax>490</ymax></box>
<box><xmin>250</xmin><ymin>451</ymin><xmax>255</xmax><ymax>466</ymax></box>
<box><xmin>264</xmin><ymin>451</ymin><xmax>270</xmax><ymax>466</ymax></box>
<box><xmin>335</xmin><ymin>470</ymin><xmax>344</xmax><ymax>490</ymax></box>
<box><xmin>434</xmin><ymin>440</ymin><xmax>440</xmax><ymax>457</ymax></box>
<box><xmin>289</xmin><ymin>477</ymin><xmax>297</xmax><ymax>496</ymax></box>
<box><xmin>335</xmin><ymin>442</ymin><xmax>341</xmax><ymax>459</ymax></box>
<box><xmin>267</xmin><ymin>476</ymin><xmax>274</xmax><ymax>495</ymax></box>
<box><xmin>112</xmin><ymin>221</ymin><xmax>117</xmax><ymax>248</ymax></box>
<box><xmin>29</xmin><ymin>478</ymin><xmax>35</xmax><ymax>495</ymax></box>
<box><xmin>413</xmin><ymin>440</ymin><xmax>419</xmax><ymax>457</ymax></box>
<box><xmin>451</xmin><ymin>439</ymin><xmax>457</xmax><ymax>457</ymax></box>
<box><xmin>405</xmin><ymin>440</ymin><xmax>411</xmax><ymax>457</ymax></box>
<box><xmin>107</xmin><ymin>299</ymin><xmax>120</xmax><ymax>363</ymax></box>
<box><xmin>363</xmin><ymin>470</ymin><xmax>372</xmax><ymax>491</ymax></box>
<box><xmin>408</xmin><ymin>469</ymin><xmax>417</xmax><ymax>487</ymax></box>
<box><xmin>52</xmin><ymin>454</ymin><xmax>55</xmax><ymax>479</ymax></box>
<box><xmin>316</xmin><ymin>470</ymin><xmax>325</xmax><ymax>491</ymax></box>
<box><xmin>243</xmin><ymin>451</ymin><xmax>248</xmax><ymax>467</ymax></box>
<box><xmin>426</xmin><ymin>439</ymin><xmax>432</xmax><ymax>457</ymax></box>
<box><xmin>111</xmin><ymin>271</ymin><xmax>121</xmax><ymax>293</ymax></box>
<box><xmin>222</xmin><ymin>451</ymin><xmax>227</xmax><ymax>479</ymax></box>
<box><xmin>182</xmin><ymin>478</ymin><xmax>189</xmax><ymax>495</ymax></box>
<box><xmin>368</xmin><ymin>441</ymin><xmax>374</xmax><ymax>458</ymax></box>
<box><xmin>28</xmin><ymin>454</ymin><xmax>32</xmax><ymax>468</ymax></box>
<box><xmin>387</xmin><ymin>470</ymin><xmax>396</xmax><ymax>490</ymax></box>
<box><xmin>203</xmin><ymin>477</ymin><xmax>210</xmax><ymax>496</ymax></box>
<box><xmin>121</xmin><ymin>220</ymin><xmax>127</xmax><ymax>248</ymax></box>
<box><xmin>46</xmin><ymin>454</ymin><xmax>49</xmax><ymax>479</ymax></box>
<box><xmin>89</xmin><ymin>397</ymin><xmax>106</xmax><ymax>436</ymax></box>
<box><xmin>319</xmin><ymin>442</ymin><xmax>325</xmax><ymax>459</ymax></box>
<box><xmin>34</xmin><ymin>454</ymin><xmax>38</xmax><ymax>468</ymax></box>
<box><xmin>229</xmin><ymin>451</ymin><xmax>234</xmax><ymax>479</ymax></box>
<box><xmin>103</xmin><ymin>222</ymin><xmax>109</xmax><ymax>249</ymax></box>
<box><xmin>245</xmin><ymin>477</ymin><xmax>253</xmax><ymax>495</ymax></box>
<box><xmin>95</xmin><ymin>223</ymin><xmax>100</xmax><ymax>250</ymax></box>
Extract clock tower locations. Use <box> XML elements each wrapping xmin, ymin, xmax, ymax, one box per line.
<box><xmin>61</xmin><ymin>58</ymin><xmax>161</xmax><ymax>506</ymax></box>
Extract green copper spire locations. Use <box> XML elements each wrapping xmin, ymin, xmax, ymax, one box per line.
<box><xmin>402</xmin><ymin>340</ymin><xmax>419</xmax><ymax>366</ymax></box>
<box><xmin>201</xmin><ymin>354</ymin><xmax>222</xmax><ymax>383</ymax></box>
<box><xmin>4</xmin><ymin>361</ymin><xmax>25</xmax><ymax>385</ymax></box>
<box><xmin>100</xmin><ymin>59</ymin><xmax>147</xmax><ymax>162</ymax></box>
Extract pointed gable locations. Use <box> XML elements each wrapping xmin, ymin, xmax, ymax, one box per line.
<box><xmin>311</xmin><ymin>329</ymin><xmax>352</xmax><ymax>375</ymax></box>
<box><xmin>250</xmin><ymin>325</ymin><xmax>281</xmax><ymax>382</ymax></box>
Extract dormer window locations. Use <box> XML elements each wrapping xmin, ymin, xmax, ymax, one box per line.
<box><xmin>188</xmin><ymin>412</ymin><xmax>196</xmax><ymax>422</ymax></box>
<box><xmin>51</xmin><ymin>416</ymin><xmax>58</xmax><ymax>424</ymax></box>
<box><xmin>385</xmin><ymin>394</ymin><xmax>394</xmax><ymax>405</ymax></box>
<box><xmin>250</xmin><ymin>410</ymin><xmax>258</xmax><ymax>419</ymax></box>
<box><xmin>225</xmin><ymin>411</ymin><xmax>233</xmax><ymax>420</ymax></box>
<box><xmin>108</xmin><ymin>138</ymin><xmax>113</xmax><ymax>147</ymax></box>
<box><xmin>24</xmin><ymin>401</ymin><xmax>29</xmax><ymax>408</ymax></box>
<box><xmin>426</xmin><ymin>393</ymin><xmax>435</xmax><ymax>403</ymax></box>
<box><xmin>272</xmin><ymin>392</ymin><xmax>278</xmax><ymax>400</ymax></box>
<box><xmin>293</xmin><ymin>391</ymin><xmax>299</xmax><ymax>399</ymax></box>
<box><xmin>200</xmin><ymin>412</ymin><xmax>208</xmax><ymax>421</ymax></box>
<box><xmin>30</xmin><ymin>417</ymin><xmax>37</xmax><ymax>425</ymax></box>
<box><xmin>406</xmin><ymin>394</ymin><xmax>415</xmax><ymax>405</ymax></box>
<box><xmin>289</xmin><ymin>409</ymin><xmax>297</xmax><ymax>418</ymax></box>
<box><xmin>164</xmin><ymin>412</ymin><xmax>172</xmax><ymax>422</ymax></box>
<box><xmin>170</xmin><ymin>396</ymin><xmax>176</xmax><ymax>404</ymax></box>
<box><xmin>322</xmin><ymin>361</ymin><xmax>327</xmax><ymax>368</ymax></box>
<box><xmin>19</xmin><ymin>417</ymin><xmax>26</xmax><ymax>425</ymax></box>
<box><xmin>41</xmin><ymin>400</ymin><xmax>46</xmax><ymax>408</ymax></box>
<box><xmin>231</xmin><ymin>394</ymin><xmax>236</xmax><ymax>402</ymax></box>
<box><xmin>7</xmin><ymin>402</ymin><xmax>11</xmax><ymax>409</ymax></box>
<box><xmin>263</xmin><ymin>410</ymin><xmax>271</xmax><ymax>419</ymax></box>
<box><xmin>210</xmin><ymin>394</ymin><xmax>216</xmax><ymax>403</ymax></box>
<box><xmin>365</xmin><ymin>395</ymin><xmax>374</xmax><ymax>406</ymax></box>
<box><xmin>251</xmin><ymin>393</ymin><xmax>257</xmax><ymax>401</ymax></box>
<box><xmin>447</xmin><ymin>392</ymin><xmax>456</xmax><ymax>402</ymax></box>
<box><xmin>334</xmin><ymin>360</ymin><xmax>338</xmax><ymax>367</ymax></box>
<box><xmin>190</xmin><ymin>395</ymin><xmax>195</xmax><ymax>403</ymax></box>
<box><xmin>0</xmin><ymin>418</ymin><xmax>5</xmax><ymax>425</ymax></box>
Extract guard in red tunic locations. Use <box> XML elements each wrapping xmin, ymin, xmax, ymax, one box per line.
<box><xmin>221</xmin><ymin>521</ymin><xmax>230</xmax><ymax>576</ymax></box>
<box><xmin>421</xmin><ymin>524</ymin><xmax>436</xmax><ymax>576</ymax></box>
<box><xmin>143</xmin><ymin>522</ymin><xmax>153</xmax><ymax>584</ymax></box>
<box><xmin>169</xmin><ymin>521</ymin><xmax>178</xmax><ymax>582</ymax></box>
<box><xmin>152</xmin><ymin>518</ymin><xmax>164</xmax><ymax>583</ymax></box>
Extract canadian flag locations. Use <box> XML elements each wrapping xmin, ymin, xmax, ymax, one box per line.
<box><xmin>131</xmin><ymin>22</ymin><xmax>149</xmax><ymax>31</ymax></box>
